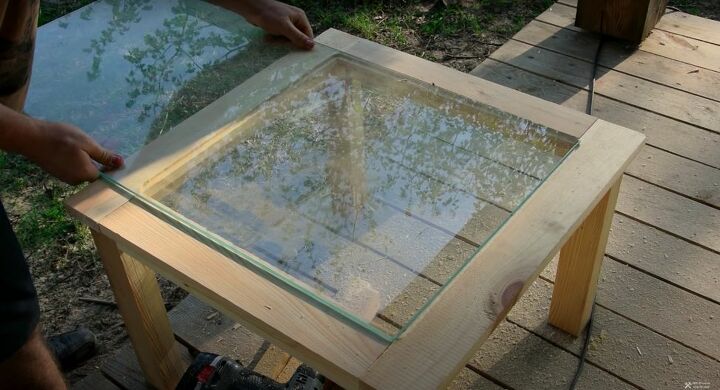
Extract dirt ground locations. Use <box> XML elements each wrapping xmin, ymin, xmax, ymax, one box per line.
<box><xmin>1</xmin><ymin>0</ymin><xmax>717</xmax><ymax>385</ymax></box>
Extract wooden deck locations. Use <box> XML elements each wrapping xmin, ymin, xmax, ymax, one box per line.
<box><xmin>75</xmin><ymin>2</ymin><xmax>720</xmax><ymax>389</ymax></box>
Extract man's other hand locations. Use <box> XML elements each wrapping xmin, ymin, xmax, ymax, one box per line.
<box><xmin>25</xmin><ymin>121</ymin><xmax>124</xmax><ymax>185</ymax></box>
<box><xmin>217</xmin><ymin>0</ymin><xmax>314</xmax><ymax>50</ymax></box>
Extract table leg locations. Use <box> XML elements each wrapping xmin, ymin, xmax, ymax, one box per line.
<box><xmin>91</xmin><ymin>230</ymin><xmax>186</xmax><ymax>389</ymax></box>
<box><xmin>548</xmin><ymin>179</ymin><xmax>621</xmax><ymax>336</ymax></box>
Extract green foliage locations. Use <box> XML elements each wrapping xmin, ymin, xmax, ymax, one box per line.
<box><xmin>38</xmin><ymin>0</ymin><xmax>95</xmax><ymax>26</ymax></box>
<box><xmin>0</xmin><ymin>153</ymin><xmax>78</xmax><ymax>251</ymax></box>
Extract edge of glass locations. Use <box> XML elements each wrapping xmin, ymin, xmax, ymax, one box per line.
<box><xmin>394</xmin><ymin>138</ymin><xmax>581</xmax><ymax>337</ymax></box>
<box><xmin>99</xmin><ymin>172</ymin><xmax>395</xmax><ymax>343</ymax></box>
<box><xmin>98</xmin><ymin>45</ymin><xmax>581</xmax><ymax>342</ymax></box>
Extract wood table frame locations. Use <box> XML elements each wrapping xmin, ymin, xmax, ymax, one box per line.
<box><xmin>65</xmin><ymin>29</ymin><xmax>644</xmax><ymax>389</ymax></box>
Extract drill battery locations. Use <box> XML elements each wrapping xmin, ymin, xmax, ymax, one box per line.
<box><xmin>176</xmin><ymin>352</ymin><xmax>324</xmax><ymax>390</ymax></box>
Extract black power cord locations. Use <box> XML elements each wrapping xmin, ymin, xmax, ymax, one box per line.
<box><xmin>569</xmin><ymin>33</ymin><xmax>605</xmax><ymax>390</ymax></box>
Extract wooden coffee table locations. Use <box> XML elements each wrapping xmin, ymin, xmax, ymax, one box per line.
<box><xmin>66</xmin><ymin>29</ymin><xmax>644</xmax><ymax>389</ymax></box>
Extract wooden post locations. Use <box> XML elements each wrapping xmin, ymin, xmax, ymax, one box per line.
<box><xmin>576</xmin><ymin>0</ymin><xmax>669</xmax><ymax>43</ymax></box>
<box><xmin>91</xmin><ymin>231</ymin><xmax>186</xmax><ymax>389</ymax></box>
<box><xmin>548</xmin><ymin>179</ymin><xmax>621</xmax><ymax>336</ymax></box>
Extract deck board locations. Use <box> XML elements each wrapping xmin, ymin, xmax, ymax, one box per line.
<box><xmin>489</xmin><ymin>40</ymin><xmax>720</xmax><ymax>133</ymax></box>
<box><xmin>538</xmin><ymin>3</ymin><xmax>720</xmax><ymax>72</ymax></box>
<box><xmin>541</xmin><ymin>256</ymin><xmax>720</xmax><ymax>361</ymax></box>
<box><xmin>509</xmin><ymin>278</ymin><xmax>720</xmax><ymax>389</ymax></box>
<box><xmin>473</xmin><ymin>60</ymin><xmax>720</xmax><ymax>168</ymax></box>
<box><xmin>617</xmin><ymin>175</ymin><xmax>720</xmax><ymax>252</ymax></box>
<box><xmin>514</xmin><ymin>20</ymin><xmax>720</xmax><ymax>102</ymax></box>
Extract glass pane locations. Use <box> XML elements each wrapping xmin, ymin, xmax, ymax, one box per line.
<box><xmin>111</xmin><ymin>54</ymin><xmax>576</xmax><ymax>339</ymax></box>
<box><xmin>26</xmin><ymin>0</ymin><xmax>290</xmax><ymax>157</ymax></box>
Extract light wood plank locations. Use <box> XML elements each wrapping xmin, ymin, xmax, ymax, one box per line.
<box><xmin>607</xmin><ymin>214</ymin><xmax>720</xmax><ymax>303</ymax></box>
<box><xmin>95</xmin><ymin>202</ymin><xmax>388</xmax><ymax>389</ymax></box>
<box><xmin>537</xmin><ymin>3</ymin><xmax>582</xmax><ymax>30</ymax></box>
<box><xmin>510</xmin><ymin>278</ymin><xmax>720</xmax><ymax>389</ymax></box>
<box><xmin>542</xmin><ymin>255</ymin><xmax>720</xmax><ymax>361</ymax></box>
<box><xmin>549</xmin><ymin>180</ymin><xmax>620</xmax><ymax>336</ymax></box>
<box><xmin>65</xmin><ymin>181</ymin><xmax>130</xmax><ymax>230</ymax></box>
<box><xmin>656</xmin><ymin>11</ymin><xmax>720</xmax><ymax>45</ymax></box>
<box><xmin>626</xmin><ymin>146</ymin><xmax>720</xmax><ymax>207</ymax></box>
<box><xmin>471</xmin><ymin>59</ymin><xmax>720</xmax><ymax>168</ymax></box>
<box><xmin>254</xmin><ymin>344</ymin><xmax>294</xmax><ymax>381</ymax></box>
<box><xmin>489</xmin><ymin>40</ymin><xmax>720</xmax><ymax>133</ymax></box>
<box><xmin>617</xmin><ymin>175</ymin><xmax>720</xmax><ymax>253</ymax></box>
<box><xmin>92</xmin><ymin>231</ymin><xmax>187</xmax><ymax>390</ymax></box>
<box><xmin>513</xmin><ymin>20</ymin><xmax>720</xmax><ymax>102</ymax></box>
<box><xmin>643</xmin><ymin>29</ymin><xmax>720</xmax><ymax>72</ymax></box>
<box><xmin>361</xmin><ymin>120</ymin><xmax>644</xmax><ymax>389</ymax></box>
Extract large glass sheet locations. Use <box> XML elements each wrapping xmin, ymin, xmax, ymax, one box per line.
<box><xmin>26</xmin><ymin>0</ymin><xmax>290</xmax><ymax>156</ymax></box>
<box><xmin>111</xmin><ymin>54</ymin><xmax>576</xmax><ymax>339</ymax></box>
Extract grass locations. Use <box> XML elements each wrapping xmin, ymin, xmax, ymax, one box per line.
<box><xmin>288</xmin><ymin>0</ymin><xmax>555</xmax><ymax>50</ymax></box>
<box><xmin>38</xmin><ymin>0</ymin><xmax>95</xmax><ymax>26</ymax></box>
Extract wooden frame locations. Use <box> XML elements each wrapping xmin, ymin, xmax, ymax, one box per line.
<box><xmin>65</xmin><ymin>29</ymin><xmax>644</xmax><ymax>389</ymax></box>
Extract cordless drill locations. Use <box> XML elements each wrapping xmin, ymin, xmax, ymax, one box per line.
<box><xmin>176</xmin><ymin>352</ymin><xmax>324</xmax><ymax>390</ymax></box>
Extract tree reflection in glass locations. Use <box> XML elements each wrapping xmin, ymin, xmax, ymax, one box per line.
<box><xmin>153</xmin><ymin>56</ymin><xmax>576</xmax><ymax>330</ymax></box>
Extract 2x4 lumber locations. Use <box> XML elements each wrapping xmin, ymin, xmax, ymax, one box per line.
<box><xmin>510</xmin><ymin>278</ymin><xmax>720</xmax><ymax>389</ymax></box>
<box><xmin>607</xmin><ymin>214</ymin><xmax>720</xmax><ymax>304</ymax></box>
<box><xmin>488</xmin><ymin>40</ymin><xmax>720</xmax><ymax>133</ymax></box>
<box><xmin>95</xmin><ymin>201</ymin><xmax>388</xmax><ymax>389</ymax></box>
<box><xmin>513</xmin><ymin>20</ymin><xmax>720</xmax><ymax>103</ymax></box>
<box><xmin>471</xmin><ymin>59</ymin><xmax>720</xmax><ymax>169</ymax></box>
<box><xmin>91</xmin><ymin>231</ymin><xmax>187</xmax><ymax>390</ymax></box>
<box><xmin>549</xmin><ymin>180</ymin><xmax>620</xmax><ymax>336</ymax></box>
<box><xmin>537</xmin><ymin>3</ymin><xmax>720</xmax><ymax>73</ymax></box>
<box><xmin>65</xmin><ymin>181</ymin><xmax>130</xmax><ymax>230</ymax></box>
<box><xmin>361</xmin><ymin>120</ymin><xmax>644</xmax><ymax>389</ymax></box>
<box><xmin>617</xmin><ymin>175</ymin><xmax>720</xmax><ymax>253</ymax></box>
<box><xmin>542</xmin><ymin>256</ymin><xmax>720</xmax><ymax>361</ymax></box>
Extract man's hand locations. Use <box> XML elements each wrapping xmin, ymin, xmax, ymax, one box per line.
<box><xmin>211</xmin><ymin>0</ymin><xmax>314</xmax><ymax>50</ymax></box>
<box><xmin>23</xmin><ymin>120</ymin><xmax>124</xmax><ymax>185</ymax></box>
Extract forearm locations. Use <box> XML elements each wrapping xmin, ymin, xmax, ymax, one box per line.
<box><xmin>0</xmin><ymin>103</ymin><xmax>41</xmax><ymax>157</ymax></box>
